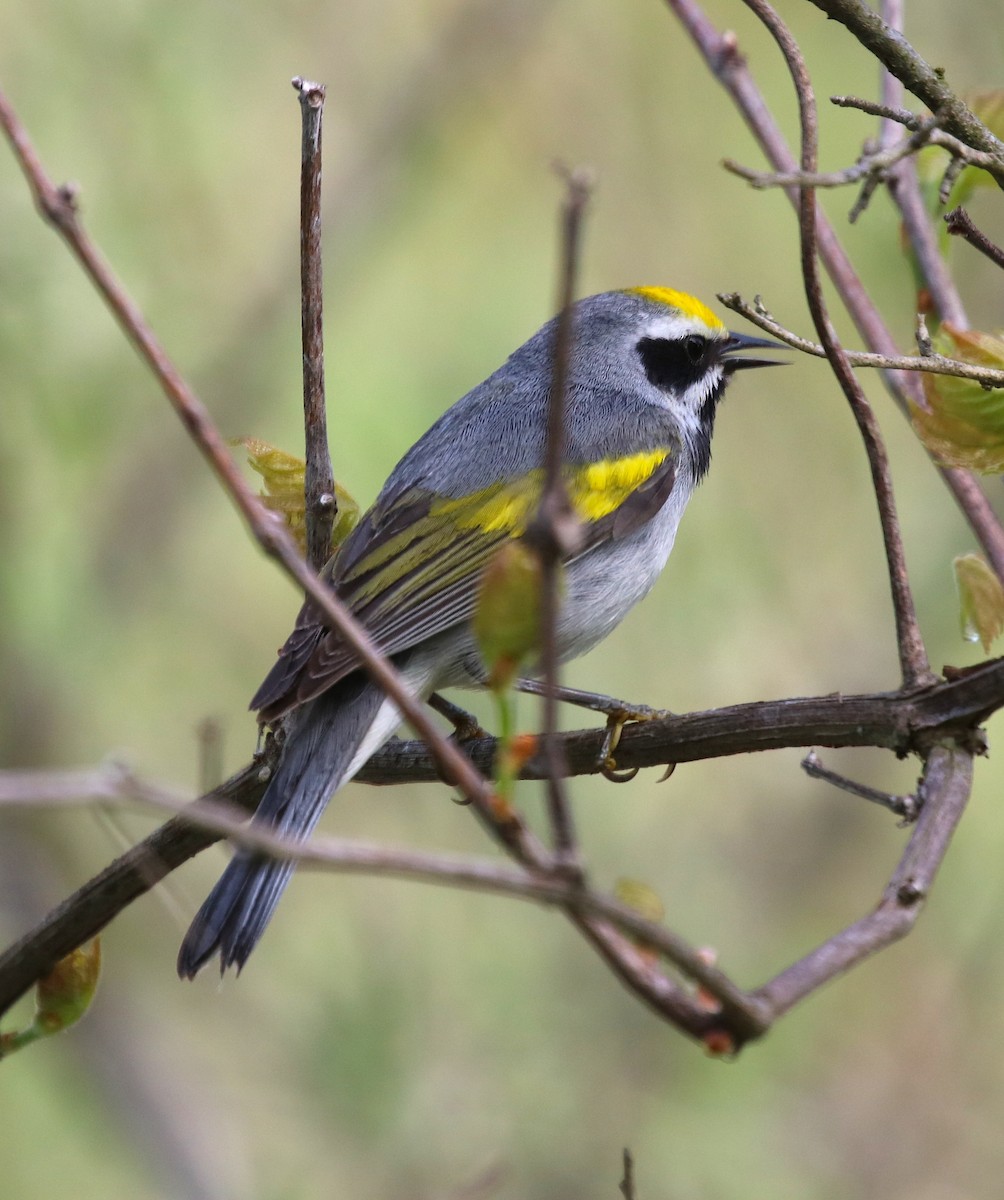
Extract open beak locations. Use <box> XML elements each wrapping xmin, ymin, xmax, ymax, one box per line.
<box><xmin>721</xmin><ymin>330</ymin><xmax>788</xmax><ymax>372</ymax></box>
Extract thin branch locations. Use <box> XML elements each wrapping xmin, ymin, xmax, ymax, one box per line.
<box><xmin>620</xmin><ymin>1149</ymin><xmax>637</xmax><ymax>1200</ymax></box>
<box><xmin>887</xmin><ymin>155</ymin><xmax>969</xmax><ymax>328</ymax></box>
<box><xmin>717</xmin><ymin>294</ymin><xmax>1004</xmax><ymax>388</ymax></box>
<box><xmin>945</xmin><ymin>206</ymin><xmax>1004</xmax><ymax>270</ymax></box>
<box><xmin>0</xmin><ymin>83</ymin><xmax>495</xmax><ymax>819</ymax></box>
<box><xmin>801</xmin><ymin>750</ymin><xmax>918</xmax><ymax>820</ymax></box>
<box><xmin>0</xmin><ymin>763</ymin><xmax>766</xmax><ymax>1039</ymax></box>
<box><xmin>293</xmin><ymin>76</ymin><xmax>336</xmax><ymax>572</ymax></box>
<box><xmin>723</xmin><ymin>108</ymin><xmax>947</xmax><ymax>223</ymax></box>
<box><xmin>740</xmin><ymin>0</ymin><xmax>932</xmax><ymax>689</ymax></box>
<box><xmin>529</xmin><ymin>167</ymin><xmax>592</xmax><ymax>862</ymax></box>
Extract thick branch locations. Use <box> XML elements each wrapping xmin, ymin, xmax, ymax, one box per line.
<box><xmin>0</xmin><ymin>661</ymin><xmax>999</xmax><ymax>1019</ymax></box>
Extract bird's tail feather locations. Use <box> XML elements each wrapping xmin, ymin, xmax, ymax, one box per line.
<box><xmin>177</xmin><ymin>675</ymin><xmax>390</xmax><ymax>979</ymax></box>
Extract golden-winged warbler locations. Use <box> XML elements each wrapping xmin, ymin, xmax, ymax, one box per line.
<box><xmin>178</xmin><ymin>286</ymin><xmax>781</xmax><ymax>978</ymax></box>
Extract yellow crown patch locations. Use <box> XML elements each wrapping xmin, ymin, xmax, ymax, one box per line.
<box><xmin>626</xmin><ymin>287</ymin><xmax>724</xmax><ymax>331</ymax></box>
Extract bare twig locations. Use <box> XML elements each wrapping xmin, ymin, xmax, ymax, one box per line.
<box><xmin>723</xmin><ymin>108</ymin><xmax>945</xmax><ymax>223</ymax></box>
<box><xmin>740</xmin><ymin>0</ymin><xmax>932</xmax><ymax>689</ymax></box>
<box><xmin>293</xmin><ymin>76</ymin><xmax>336</xmax><ymax>572</ymax></box>
<box><xmin>620</xmin><ymin>1149</ymin><xmax>637</xmax><ymax>1200</ymax></box>
<box><xmin>717</xmin><ymin>294</ymin><xmax>1004</xmax><ymax>388</ymax></box>
<box><xmin>889</xmin><ymin>157</ymin><xmax>969</xmax><ymax>327</ymax></box>
<box><xmin>835</xmin><ymin>93</ymin><xmax>1004</xmax><ymax>183</ymax></box>
<box><xmin>195</xmin><ymin>717</ymin><xmax>223</xmax><ymax>794</ymax></box>
<box><xmin>945</xmin><ymin>206</ymin><xmax>1004</xmax><ymax>270</ymax></box>
<box><xmin>801</xmin><ymin>750</ymin><xmax>918</xmax><ymax>820</ymax></box>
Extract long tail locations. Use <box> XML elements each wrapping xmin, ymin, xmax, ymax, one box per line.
<box><xmin>177</xmin><ymin>675</ymin><xmax>394</xmax><ymax>979</ymax></box>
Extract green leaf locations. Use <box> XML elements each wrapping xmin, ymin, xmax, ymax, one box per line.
<box><xmin>954</xmin><ymin>554</ymin><xmax>1004</xmax><ymax>652</ymax></box>
<box><xmin>614</xmin><ymin>878</ymin><xmax>665</xmax><ymax>924</ymax></box>
<box><xmin>473</xmin><ymin>541</ymin><xmax>546</xmax><ymax>692</ymax></box>
<box><xmin>910</xmin><ymin>325</ymin><xmax>1004</xmax><ymax>472</ymax></box>
<box><xmin>1</xmin><ymin>940</ymin><xmax>102</xmax><ymax>1059</ymax></box>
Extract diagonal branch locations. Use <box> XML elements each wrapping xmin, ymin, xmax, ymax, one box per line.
<box><xmin>757</xmin><ymin>744</ymin><xmax>973</xmax><ymax>1015</ymax></box>
<box><xmin>0</xmin><ymin>82</ymin><xmax>496</xmax><ymax>819</ymax></box>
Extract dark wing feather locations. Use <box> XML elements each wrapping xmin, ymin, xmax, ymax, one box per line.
<box><xmin>252</xmin><ymin>454</ymin><xmax>678</xmax><ymax>723</ymax></box>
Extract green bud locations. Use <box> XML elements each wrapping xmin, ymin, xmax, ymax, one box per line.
<box><xmin>473</xmin><ymin>542</ymin><xmax>544</xmax><ymax>692</ymax></box>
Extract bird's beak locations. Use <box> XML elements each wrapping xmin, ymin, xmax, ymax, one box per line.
<box><xmin>721</xmin><ymin>330</ymin><xmax>788</xmax><ymax>372</ymax></box>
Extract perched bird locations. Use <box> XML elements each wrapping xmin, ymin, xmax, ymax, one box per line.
<box><xmin>178</xmin><ymin>287</ymin><xmax>780</xmax><ymax>978</ymax></box>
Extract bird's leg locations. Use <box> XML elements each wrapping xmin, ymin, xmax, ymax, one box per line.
<box><xmin>427</xmin><ymin>692</ymin><xmax>488</xmax><ymax>742</ymax></box>
<box><xmin>513</xmin><ymin>678</ymin><xmax>673</xmax><ymax>778</ymax></box>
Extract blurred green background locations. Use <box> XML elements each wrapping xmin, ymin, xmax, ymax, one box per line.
<box><xmin>2</xmin><ymin>1</ymin><xmax>1004</xmax><ymax>1196</ymax></box>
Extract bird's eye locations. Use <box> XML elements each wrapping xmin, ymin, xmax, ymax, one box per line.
<box><xmin>684</xmin><ymin>334</ymin><xmax>707</xmax><ymax>365</ymax></box>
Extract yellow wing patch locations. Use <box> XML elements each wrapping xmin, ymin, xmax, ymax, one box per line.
<box><xmin>627</xmin><ymin>286</ymin><xmax>724</xmax><ymax>331</ymax></box>
<box><xmin>432</xmin><ymin>449</ymin><xmax>672</xmax><ymax>533</ymax></box>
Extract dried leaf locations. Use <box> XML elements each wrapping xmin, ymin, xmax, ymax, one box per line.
<box><xmin>910</xmin><ymin>325</ymin><xmax>1004</xmax><ymax>471</ymax></box>
<box><xmin>954</xmin><ymin>553</ymin><xmax>1004</xmax><ymax>652</ymax></box>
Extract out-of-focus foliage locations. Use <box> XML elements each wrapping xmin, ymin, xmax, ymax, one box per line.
<box><xmin>2</xmin><ymin>1</ymin><xmax>1004</xmax><ymax>1198</ymax></box>
<box><xmin>910</xmin><ymin>325</ymin><xmax>1004</xmax><ymax>470</ymax></box>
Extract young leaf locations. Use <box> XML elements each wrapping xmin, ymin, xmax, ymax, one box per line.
<box><xmin>473</xmin><ymin>541</ymin><xmax>546</xmax><ymax>692</ymax></box>
<box><xmin>235</xmin><ymin>437</ymin><xmax>360</xmax><ymax>557</ymax></box>
<box><xmin>1</xmin><ymin>940</ymin><xmax>102</xmax><ymax>1059</ymax></box>
<box><xmin>954</xmin><ymin>553</ymin><xmax>1004</xmax><ymax>652</ymax></box>
<box><xmin>910</xmin><ymin>326</ymin><xmax>1004</xmax><ymax>471</ymax></box>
